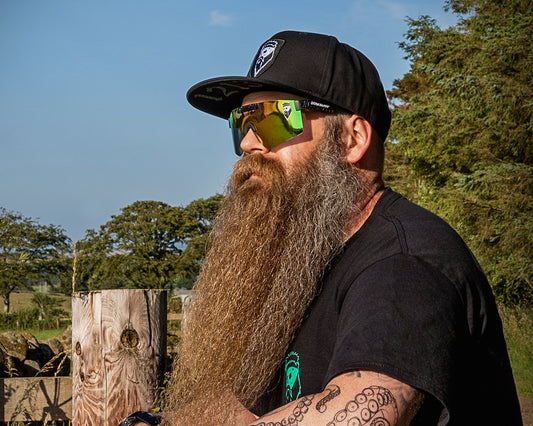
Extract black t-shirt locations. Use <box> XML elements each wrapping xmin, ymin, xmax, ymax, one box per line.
<box><xmin>254</xmin><ymin>189</ymin><xmax>522</xmax><ymax>425</ymax></box>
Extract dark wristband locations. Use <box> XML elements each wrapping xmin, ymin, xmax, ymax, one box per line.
<box><xmin>118</xmin><ymin>411</ymin><xmax>161</xmax><ymax>426</ymax></box>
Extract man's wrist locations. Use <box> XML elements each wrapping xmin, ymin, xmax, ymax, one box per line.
<box><xmin>118</xmin><ymin>411</ymin><xmax>161</xmax><ymax>426</ymax></box>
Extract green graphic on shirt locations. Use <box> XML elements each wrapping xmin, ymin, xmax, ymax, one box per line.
<box><xmin>284</xmin><ymin>351</ymin><xmax>301</xmax><ymax>402</ymax></box>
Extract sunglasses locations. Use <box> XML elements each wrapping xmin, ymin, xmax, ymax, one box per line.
<box><xmin>228</xmin><ymin>99</ymin><xmax>336</xmax><ymax>155</ymax></box>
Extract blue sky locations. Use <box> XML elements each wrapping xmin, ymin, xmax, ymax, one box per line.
<box><xmin>0</xmin><ymin>0</ymin><xmax>458</xmax><ymax>241</ymax></box>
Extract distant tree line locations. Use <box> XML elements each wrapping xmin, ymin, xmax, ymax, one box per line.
<box><xmin>0</xmin><ymin>195</ymin><xmax>223</xmax><ymax>313</ymax></box>
<box><xmin>1</xmin><ymin>0</ymin><xmax>531</xmax><ymax>307</ymax></box>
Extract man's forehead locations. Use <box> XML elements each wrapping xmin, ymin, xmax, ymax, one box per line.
<box><xmin>242</xmin><ymin>91</ymin><xmax>305</xmax><ymax>106</ymax></box>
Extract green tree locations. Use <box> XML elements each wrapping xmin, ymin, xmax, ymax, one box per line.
<box><xmin>77</xmin><ymin>196</ymin><xmax>223</xmax><ymax>291</ymax></box>
<box><xmin>31</xmin><ymin>292</ymin><xmax>67</xmax><ymax>321</ymax></box>
<box><xmin>386</xmin><ymin>0</ymin><xmax>532</xmax><ymax>304</ymax></box>
<box><xmin>0</xmin><ymin>208</ymin><xmax>72</xmax><ymax>313</ymax></box>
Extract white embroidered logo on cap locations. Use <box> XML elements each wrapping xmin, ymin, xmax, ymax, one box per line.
<box><xmin>253</xmin><ymin>40</ymin><xmax>280</xmax><ymax>77</ymax></box>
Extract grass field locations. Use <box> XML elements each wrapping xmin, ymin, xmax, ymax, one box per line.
<box><xmin>9</xmin><ymin>290</ymin><xmax>71</xmax><ymax>313</ymax></box>
<box><xmin>21</xmin><ymin>328</ymin><xmax>67</xmax><ymax>340</ymax></box>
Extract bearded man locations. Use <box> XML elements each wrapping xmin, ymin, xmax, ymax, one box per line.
<box><xmin>120</xmin><ymin>31</ymin><xmax>522</xmax><ymax>426</ymax></box>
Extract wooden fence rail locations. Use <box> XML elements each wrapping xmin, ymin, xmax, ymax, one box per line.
<box><xmin>1</xmin><ymin>376</ymin><xmax>72</xmax><ymax>422</ymax></box>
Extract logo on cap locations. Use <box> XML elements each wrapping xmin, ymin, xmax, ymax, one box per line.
<box><xmin>253</xmin><ymin>39</ymin><xmax>283</xmax><ymax>77</ymax></box>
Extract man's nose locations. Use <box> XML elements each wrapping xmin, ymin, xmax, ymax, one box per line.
<box><xmin>240</xmin><ymin>128</ymin><xmax>269</xmax><ymax>155</ymax></box>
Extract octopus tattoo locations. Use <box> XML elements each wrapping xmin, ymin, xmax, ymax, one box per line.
<box><xmin>252</xmin><ymin>385</ymin><xmax>397</xmax><ymax>425</ymax></box>
<box><xmin>326</xmin><ymin>386</ymin><xmax>395</xmax><ymax>426</ymax></box>
<box><xmin>316</xmin><ymin>384</ymin><xmax>341</xmax><ymax>413</ymax></box>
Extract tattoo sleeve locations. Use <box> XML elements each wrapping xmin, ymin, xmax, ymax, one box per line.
<box><xmin>250</xmin><ymin>371</ymin><xmax>423</xmax><ymax>425</ymax></box>
<box><xmin>250</xmin><ymin>387</ymin><xmax>396</xmax><ymax>426</ymax></box>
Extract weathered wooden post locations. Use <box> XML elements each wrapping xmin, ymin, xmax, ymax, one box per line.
<box><xmin>72</xmin><ymin>289</ymin><xmax>166</xmax><ymax>425</ymax></box>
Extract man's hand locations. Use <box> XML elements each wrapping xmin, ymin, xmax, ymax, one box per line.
<box><xmin>118</xmin><ymin>411</ymin><xmax>162</xmax><ymax>426</ymax></box>
<box><xmin>248</xmin><ymin>370</ymin><xmax>424</xmax><ymax>426</ymax></box>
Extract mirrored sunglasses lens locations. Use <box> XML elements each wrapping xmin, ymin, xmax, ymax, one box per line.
<box><xmin>231</xmin><ymin>127</ymin><xmax>244</xmax><ymax>155</ymax></box>
<box><xmin>229</xmin><ymin>100</ymin><xmax>304</xmax><ymax>155</ymax></box>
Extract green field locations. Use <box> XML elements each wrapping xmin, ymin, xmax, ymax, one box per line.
<box><xmin>9</xmin><ymin>290</ymin><xmax>71</xmax><ymax>313</ymax></box>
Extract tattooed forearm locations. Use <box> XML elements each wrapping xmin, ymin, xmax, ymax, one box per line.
<box><xmin>326</xmin><ymin>386</ymin><xmax>395</xmax><ymax>426</ymax></box>
<box><xmin>252</xmin><ymin>387</ymin><xmax>396</xmax><ymax>426</ymax></box>
<box><xmin>316</xmin><ymin>384</ymin><xmax>341</xmax><ymax>413</ymax></box>
<box><xmin>249</xmin><ymin>372</ymin><xmax>423</xmax><ymax>426</ymax></box>
<box><xmin>251</xmin><ymin>395</ymin><xmax>314</xmax><ymax>426</ymax></box>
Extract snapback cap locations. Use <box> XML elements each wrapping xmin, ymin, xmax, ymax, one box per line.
<box><xmin>187</xmin><ymin>30</ymin><xmax>391</xmax><ymax>141</ymax></box>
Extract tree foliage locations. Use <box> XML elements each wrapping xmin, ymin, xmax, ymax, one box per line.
<box><xmin>0</xmin><ymin>208</ymin><xmax>72</xmax><ymax>313</ymax></box>
<box><xmin>386</xmin><ymin>0</ymin><xmax>532</xmax><ymax>305</ymax></box>
<box><xmin>76</xmin><ymin>196</ymin><xmax>223</xmax><ymax>291</ymax></box>
<box><xmin>31</xmin><ymin>292</ymin><xmax>68</xmax><ymax>321</ymax></box>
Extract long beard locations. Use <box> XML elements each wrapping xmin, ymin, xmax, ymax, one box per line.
<box><xmin>165</xmin><ymin>126</ymin><xmax>364</xmax><ymax>424</ymax></box>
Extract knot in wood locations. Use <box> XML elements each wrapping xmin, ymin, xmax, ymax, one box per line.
<box><xmin>75</xmin><ymin>341</ymin><xmax>82</xmax><ymax>355</ymax></box>
<box><xmin>120</xmin><ymin>327</ymin><xmax>139</xmax><ymax>349</ymax></box>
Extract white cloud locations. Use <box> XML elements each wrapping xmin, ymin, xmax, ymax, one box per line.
<box><xmin>209</xmin><ymin>10</ymin><xmax>233</xmax><ymax>27</ymax></box>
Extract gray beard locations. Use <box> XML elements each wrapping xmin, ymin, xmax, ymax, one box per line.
<box><xmin>165</xmin><ymin>122</ymin><xmax>365</xmax><ymax>424</ymax></box>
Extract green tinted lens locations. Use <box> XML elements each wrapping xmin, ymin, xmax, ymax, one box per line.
<box><xmin>229</xmin><ymin>100</ymin><xmax>304</xmax><ymax>155</ymax></box>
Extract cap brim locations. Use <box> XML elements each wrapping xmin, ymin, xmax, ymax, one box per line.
<box><xmin>186</xmin><ymin>76</ymin><xmax>318</xmax><ymax>119</ymax></box>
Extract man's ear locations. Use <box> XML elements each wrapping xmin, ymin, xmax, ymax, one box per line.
<box><xmin>343</xmin><ymin>115</ymin><xmax>374</xmax><ymax>165</ymax></box>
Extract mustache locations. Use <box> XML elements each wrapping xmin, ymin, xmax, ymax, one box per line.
<box><xmin>229</xmin><ymin>154</ymin><xmax>286</xmax><ymax>191</ymax></box>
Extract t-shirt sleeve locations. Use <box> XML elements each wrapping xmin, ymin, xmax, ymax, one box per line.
<box><xmin>325</xmin><ymin>253</ymin><xmax>467</xmax><ymax>416</ymax></box>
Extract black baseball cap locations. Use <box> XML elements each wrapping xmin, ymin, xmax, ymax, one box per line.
<box><xmin>187</xmin><ymin>30</ymin><xmax>391</xmax><ymax>141</ymax></box>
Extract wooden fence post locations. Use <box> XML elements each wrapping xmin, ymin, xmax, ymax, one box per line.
<box><xmin>71</xmin><ymin>289</ymin><xmax>167</xmax><ymax>425</ymax></box>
